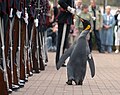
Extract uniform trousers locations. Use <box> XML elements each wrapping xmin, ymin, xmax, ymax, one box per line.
<box><xmin>56</xmin><ymin>23</ymin><xmax>70</xmax><ymax>63</ymax></box>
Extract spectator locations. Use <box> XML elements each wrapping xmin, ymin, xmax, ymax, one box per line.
<box><xmin>114</xmin><ymin>8</ymin><xmax>120</xmax><ymax>53</ymax></box>
<box><xmin>101</xmin><ymin>6</ymin><xmax>115</xmax><ymax>53</ymax></box>
<box><xmin>89</xmin><ymin>0</ymin><xmax>103</xmax><ymax>53</ymax></box>
<box><xmin>75</xmin><ymin>4</ymin><xmax>93</xmax><ymax>40</ymax></box>
<box><xmin>47</xmin><ymin>23</ymin><xmax>58</xmax><ymax>52</ymax></box>
<box><xmin>75</xmin><ymin>0</ymin><xmax>82</xmax><ymax>15</ymax></box>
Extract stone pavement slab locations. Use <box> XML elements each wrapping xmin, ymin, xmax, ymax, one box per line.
<box><xmin>10</xmin><ymin>51</ymin><xmax>120</xmax><ymax>95</ymax></box>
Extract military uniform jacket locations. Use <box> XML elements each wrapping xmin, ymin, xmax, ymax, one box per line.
<box><xmin>57</xmin><ymin>0</ymin><xmax>74</xmax><ymax>25</ymax></box>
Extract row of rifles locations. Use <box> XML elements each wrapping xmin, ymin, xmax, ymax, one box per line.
<box><xmin>0</xmin><ymin>0</ymin><xmax>50</xmax><ymax>94</ymax></box>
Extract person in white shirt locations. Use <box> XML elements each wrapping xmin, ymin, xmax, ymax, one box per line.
<box><xmin>114</xmin><ymin>8</ymin><xmax>120</xmax><ymax>53</ymax></box>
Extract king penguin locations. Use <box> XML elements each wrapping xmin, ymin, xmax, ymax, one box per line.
<box><xmin>56</xmin><ymin>17</ymin><xmax>95</xmax><ymax>85</ymax></box>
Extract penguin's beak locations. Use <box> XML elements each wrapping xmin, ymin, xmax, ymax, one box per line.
<box><xmin>77</xmin><ymin>15</ymin><xmax>91</xmax><ymax>31</ymax></box>
<box><xmin>80</xmin><ymin>18</ymin><xmax>84</xmax><ymax>22</ymax></box>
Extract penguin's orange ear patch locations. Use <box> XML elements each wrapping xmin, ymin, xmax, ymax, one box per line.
<box><xmin>85</xmin><ymin>25</ymin><xmax>91</xmax><ymax>30</ymax></box>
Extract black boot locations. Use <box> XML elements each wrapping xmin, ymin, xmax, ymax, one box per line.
<box><xmin>66</xmin><ymin>80</ymin><xmax>72</xmax><ymax>85</ymax></box>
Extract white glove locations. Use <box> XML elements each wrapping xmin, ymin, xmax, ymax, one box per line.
<box><xmin>23</xmin><ymin>8</ymin><xmax>28</xmax><ymax>24</ymax></box>
<box><xmin>92</xmin><ymin>17</ymin><xmax>96</xmax><ymax>21</ymax></box>
<box><xmin>9</xmin><ymin>8</ymin><xmax>13</xmax><ymax>18</ymax></box>
<box><xmin>34</xmin><ymin>19</ymin><xmax>39</xmax><ymax>27</ymax></box>
<box><xmin>117</xmin><ymin>14</ymin><xmax>120</xmax><ymax>21</ymax></box>
<box><xmin>16</xmin><ymin>10</ymin><xmax>22</xmax><ymax>19</ymax></box>
<box><xmin>1</xmin><ymin>45</ymin><xmax>5</xmax><ymax>50</ymax></box>
<box><xmin>88</xmin><ymin>54</ymin><xmax>92</xmax><ymax>59</ymax></box>
<box><xmin>18</xmin><ymin>46</ymin><xmax>20</xmax><ymax>51</ymax></box>
<box><xmin>24</xmin><ymin>12</ymin><xmax>28</xmax><ymax>24</ymax></box>
<box><xmin>67</xmin><ymin>6</ymin><xmax>76</xmax><ymax>15</ymax></box>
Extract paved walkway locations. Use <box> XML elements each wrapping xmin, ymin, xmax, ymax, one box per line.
<box><xmin>10</xmin><ymin>51</ymin><xmax>120</xmax><ymax>95</ymax></box>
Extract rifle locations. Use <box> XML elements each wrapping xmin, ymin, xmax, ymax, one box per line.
<box><xmin>32</xmin><ymin>23</ymin><xmax>40</xmax><ymax>73</ymax></box>
<box><xmin>39</xmin><ymin>0</ymin><xmax>51</xmax><ymax>66</ymax></box>
<box><xmin>36</xmin><ymin>0</ymin><xmax>45</xmax><ymax>71</ymax></box>
<box><xmin>1</xmin><ymin>0</ymin><xmax>14</xmax><ymax>92</ymax></box>
<box><xmin>36</xmin><ymin>0</ymin><xmax>41</xmax><ymax>71</ymax></box>
<box><xmin>27</xmin><ymin>1</ymin><xmax>37</xmax><ymax>74</ymax></box>
<box><xmin>11</xmin><ymin>15</ymin><xmax>19</xmax><ymax>86</ymax></box>
<box><xmin>27</xmin><ymin>1</ymin><xmax>40</xmax><ymax>73</ymax></box>
<box><xmin>9</xmin><ymin>15</ymin><xmax>21</xmax><ymax>89</ymax></box>
<box><xmin>19</xmin><ymin>18</ymin><xmax>26</xmax><ymax>82</ymax></box>
<box><xmin>24</xmin><ymin>8</ymin><xmax>33</xmax><ymax>76</ymax></box>
<box><xmin>24</xmin><ymin>23</ymin><xmax>30</xmax><ymax>77</ymax></box>
<box><xmin>0</xmin><ymin>16</ymin><xmax>10</xmax><ymax>94</ymax></box>
<box><xmin>16</xmin><ymin>13</ymin><xmax>27</xmax><ymax>85</ymax></box>
<box><xmin>4</xmin><ymin>14</ymin><xmax>13</xmax><ymax>91</ymax></box>
<box><xmin>16</xmin><ymin>1</ymin><xmax>27</xmax><ymax>84</ymax></box>
<box><xmin>28</xmin><ymin>19</ymin><xmax>34</xmax><ymax>74</ymax></box>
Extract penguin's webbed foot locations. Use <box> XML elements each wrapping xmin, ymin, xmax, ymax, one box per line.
<box><xmin>74</xmin><ymin>80</ymin><xmax>83</xmax><ymax>85</ymax></box>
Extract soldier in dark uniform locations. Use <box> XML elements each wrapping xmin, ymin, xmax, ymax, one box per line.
<box><xmin>56</xmin><ymin>0</ymin><xmax>75</xmax><ymax>65</ymax></box>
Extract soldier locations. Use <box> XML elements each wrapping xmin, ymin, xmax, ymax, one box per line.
<box><xmin>56</xmin><ymin>0</ymin><xmax>75</xmax><ymax>66</ymax></box>
<box><xmin>114</xmin><ymin>8</ymin><xmax>120</xmax><ymax>53</ymax></box>
<box><xmin>89</xmin><ymin>0</ymin><xmax>103</xmax><ymax>53</ymax></box>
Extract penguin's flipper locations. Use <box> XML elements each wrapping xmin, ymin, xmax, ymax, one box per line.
<box><xmin>56</xmin><ymin>45</ymin><xmax>75</xmax><ymax>70</ymax></box>
<box><xmin>87</xmin><ymin>55</ymin><xmax>95</xmax><ymax>78</ymax></box>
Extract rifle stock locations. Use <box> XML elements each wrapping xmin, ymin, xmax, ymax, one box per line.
<box><xmin>12</xmin><ymin>16</ymin><xmax>19</xmax><ymax>85</ymax></box>
<box><xmin>13</xmin><ymin>63</ymin><xmax>18</xmax><ymax>85</ymax></box>
<box><xmin>7</xmin><ymin>64</ymin><xmax>12</xmax><ymax>90</ymax></box>
<box><xmin>0</xmin><ymin>66</ymin><xmax>8</xmax><ymax>95</ymax></box>
<box><xmin>20</xmin><ymin>19</ymin><xmax>26</xmax><ymax>80</ymax></box>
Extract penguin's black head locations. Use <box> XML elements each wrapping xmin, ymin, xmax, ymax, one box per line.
<box><xmin>80</xmin><ymin>18</ymin><xmax>91</xmax><ymax>31</ymax></box>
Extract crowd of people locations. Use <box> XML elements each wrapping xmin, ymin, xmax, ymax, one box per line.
<box><xmin>46</xmin><ymin>0</ymin><xmax>120</xmax><ymax>55</ymax></box>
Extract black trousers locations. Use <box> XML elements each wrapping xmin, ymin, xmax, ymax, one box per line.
<box><xmin>89</xmin><ymin>30</ymin><xmax>102</xmax><ymax>52</ymax></box>
<box><xmin>56</xmin><ymin>23</ymin><xmax>70</xmax><ymax>64</ymax></box>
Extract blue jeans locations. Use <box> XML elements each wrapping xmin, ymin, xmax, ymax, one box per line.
<box><xmin>47</xmin><ymin>37</ymin><xmax>52</xmax><ymax>50</ymax></box>
<box><xmin>101</xmin><ymin>45</ymin><xmax>112</xmax><ymax>53</ymax></box>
